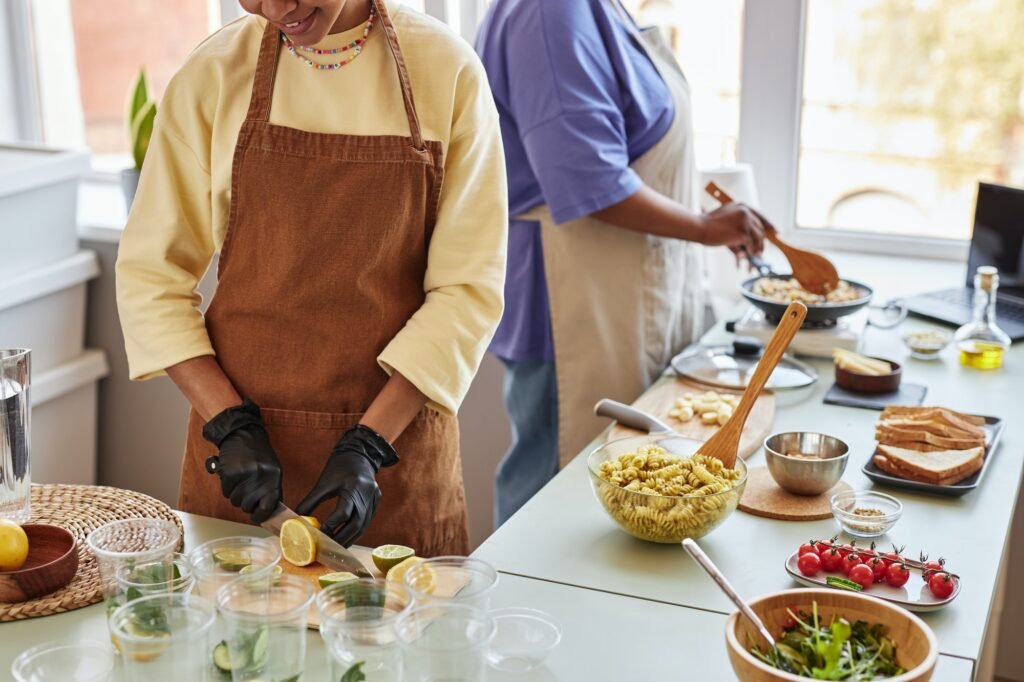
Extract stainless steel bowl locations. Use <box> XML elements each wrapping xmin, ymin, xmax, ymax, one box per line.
<box><xmin>763</xmin><ymin>432</ymin><xmax>849</xmax><ymax>496</ymax></box>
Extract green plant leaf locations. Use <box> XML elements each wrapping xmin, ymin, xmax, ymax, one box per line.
<box><xmin>340</xmin><ymin>661</ymin><xmax>366</xmax><ymax>682</ymax></box>
<box><xmin>130</xmin><ymin>99</ymin><xmax>157</xmax><ymax>170</ymax></box>
<box><xmin>126</xmin><ymin>70</ymin><xmax>149</xmax><ymax>145</ymax></box>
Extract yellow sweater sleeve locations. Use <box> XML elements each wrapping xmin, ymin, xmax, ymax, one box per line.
<box><xmin>115</xmin><ymin>71</ymin><xmax>217</xmax><ymax>381</ymax></box>
<box><xmin>377</xmin><ymin>55</ymin><xmax>508</xmax><ymax>415</ymax></box>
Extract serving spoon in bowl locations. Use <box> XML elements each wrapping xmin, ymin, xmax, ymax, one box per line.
<box><xmin>706</xmin><ymin>181</ymin><xmax>840</xmax><ymax>296</ymax></box>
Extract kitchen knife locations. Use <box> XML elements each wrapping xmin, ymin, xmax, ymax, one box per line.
<box><xmin>261</xmin><ymin>502</ymin><xmax>373</xmax><ymax>578</ymax></box>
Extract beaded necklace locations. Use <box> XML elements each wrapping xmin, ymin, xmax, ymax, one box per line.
<box><xmin>281</xmin><ymin>6</ymin><xmax>376</xmax><ymax>70</ymax></box>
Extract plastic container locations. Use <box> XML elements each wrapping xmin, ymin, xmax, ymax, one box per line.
<box><xmin>30</xmin><ymin>350</ymin><xmax>108</xmax><ymax>486</ymax></box>
<box><xmin>486</xmin><ymin>608</ymin><xmax>562</xmax><ymax>673</ymax></box>
<box><xmin>0</xmin><ymin>251</ymin><xmax>100</xmax><ymax>374</ymax></box>
<box><xmin>10</xmin><ymin>639</ymin><xmax>114</xmax><ymax>682</ymax></box>
<box><xmin>0</xmin><ymin>144</ymin><xmax>90</xmax><ymax>280</ymax></box>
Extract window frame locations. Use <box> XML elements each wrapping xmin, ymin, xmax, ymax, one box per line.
<box><xmin>737</xmin><ymin>0</ymin><xmax>968</xmax><ymax>260</ymax></box>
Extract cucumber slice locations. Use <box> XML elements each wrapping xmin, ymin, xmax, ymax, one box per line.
<box><xmin>212</xmin><ymin>640</ymin><xmax>243</xmax><ymax>674</ymax></box>
<box><xmin>249</xmin><ymin>627</ymin><xmax>270</xmax><ymax>670</ymax></box>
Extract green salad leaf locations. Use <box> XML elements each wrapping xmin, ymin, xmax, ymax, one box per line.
<box><xmin>341</xmin><ymin>661</ymin><xmax>367</xmax><ymax>682</ymax></box>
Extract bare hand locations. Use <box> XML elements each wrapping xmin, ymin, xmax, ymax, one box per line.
<box><xmin>698</xmin><ymin>203</ymin><xmax>768</xmax><ymax>256</ymax></box>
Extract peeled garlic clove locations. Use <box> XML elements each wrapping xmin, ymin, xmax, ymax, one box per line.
<box><xmin>701</xmin><ymin>411</ymin><xmax>718</xmax><ymax>424</ymax></box>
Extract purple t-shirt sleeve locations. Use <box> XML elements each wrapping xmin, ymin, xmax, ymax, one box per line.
<box><xmin>504</xmin><ymin>1</ymin><xmax>643</xmax><ymax>224</ymax></box>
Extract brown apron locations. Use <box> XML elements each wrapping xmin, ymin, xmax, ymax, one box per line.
<box><xmin>178</xmin><ymin>1</ymin><xmax>470</xmax><ymax>557</ymax></box>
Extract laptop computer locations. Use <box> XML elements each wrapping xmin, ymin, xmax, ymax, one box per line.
<box><xmin>905</xmin><ymin>182</ymin><xmax>1024</xmax><ymax>341</ymax></box>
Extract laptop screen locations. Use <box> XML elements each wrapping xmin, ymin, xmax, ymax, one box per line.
<box><xmin>967</xmin><ymin>182</ymin><xmax>1024</xmax><ymax>299</ymax></box>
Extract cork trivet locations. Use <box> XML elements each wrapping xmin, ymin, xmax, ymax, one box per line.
<box><xmin>739</xmin><ymin>466</ymin><xmax>852</xmax><ymax>520</ymax></box>
<box><xmin>609</xmin><ymin>376</ymin><xmax>776</xmax><ymax>460</ymax></box>
<box><xmin>0</xmin><ymin>484</ymin><xmax>184</xmax><ymax>621</ymax></box>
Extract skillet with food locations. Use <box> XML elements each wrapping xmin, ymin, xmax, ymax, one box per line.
<box><xmin>740</xmin><ymin>255</ymin><xmax>874</xmax><ymax>323</ymax></box>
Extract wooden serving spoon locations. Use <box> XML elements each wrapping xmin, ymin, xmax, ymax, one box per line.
<box><xmin>698</xmin><ymin>301</ymin><xmax>807</xmax><ymax>468</ymax></box>
<box><xmin>705</xmin><ymin>181</ymin><xmax>840</xmax><ymax>296</ymax></box>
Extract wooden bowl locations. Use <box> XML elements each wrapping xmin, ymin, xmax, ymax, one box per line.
<box><xmin>726</xmin><ymin>588</ymin><xmax>937</xmax><ymax>682</ymax></box>
<box><xmin>0</xmin><ymin>524</ymin><xmax>78</xmax><ymax>602</ymax></box>
<box><xmin>835</xmin><ymin>358</ymin><xmax>902</xmax><ymax>394</ymax></box>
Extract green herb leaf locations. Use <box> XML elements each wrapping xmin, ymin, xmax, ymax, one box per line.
<box><xmin>340</xmin><ymin>661</ymin><xmax>366</xmax><ymax>682</ymax></box>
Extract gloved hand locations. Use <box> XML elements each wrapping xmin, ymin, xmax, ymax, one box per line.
<box><xmin>296</xmin><ymin>424</ymin><xmax>398</xmax><ymax>547</ymax></box>
<box><xmin>202</xmin><ymin>400</ymin><xmax>282</xmax><ymax>524</ymax></box>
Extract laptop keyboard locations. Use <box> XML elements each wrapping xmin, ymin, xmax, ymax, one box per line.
<box><xmin>926</xmin><ymin>288</ymin><xmax>1024</xmax><ymax>322</ymax></box>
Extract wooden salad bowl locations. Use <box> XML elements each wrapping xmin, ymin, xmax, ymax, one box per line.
<box><xmin>725</xmin><ymin>588</ymin><xmax>937</xmax><ymax>682</ymax></box>
<box><xmin>0</xmin><ymin>524</ymin><xmax>78</xmax><ymax>602</ymax></box>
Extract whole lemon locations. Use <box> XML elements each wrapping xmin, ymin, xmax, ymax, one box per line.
<box><xmin>0</xmin><ymin>519</ymin><xmax>29</xmax><ymax>571</ymax></box>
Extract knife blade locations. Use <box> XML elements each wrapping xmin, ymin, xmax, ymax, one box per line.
<box><xmin>261</xmin><ymin>503</ymin><xmax>373</xmax><ymax>577</ymax></box>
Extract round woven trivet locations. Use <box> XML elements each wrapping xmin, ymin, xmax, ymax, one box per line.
<box><xmin>739</xmin><ymin>466</ymin><xmax>853</xmax><ymax>521</ymax></box>
<box><xmin>0</xmin><ymin>484</ymin><xmax>185</xmax><ymax>621</ymax></box>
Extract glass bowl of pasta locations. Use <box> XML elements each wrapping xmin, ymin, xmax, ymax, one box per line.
<box><xmin>587</xmin><ymin>434</ymin><xmax>747</xmax><ymax>544</ymax></box>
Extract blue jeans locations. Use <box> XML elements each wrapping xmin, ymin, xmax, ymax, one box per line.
<box><xmin>494</xmin><ymin>358</ymin><xmax>559</xmax><ymax>527</ymax></box>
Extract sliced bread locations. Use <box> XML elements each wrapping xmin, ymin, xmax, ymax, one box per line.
<box><xmin>873</xmin><ymin>453</ymin><xmax>984</xmax><ymax>486</ymax></box>
<box><xmin>874</xmin><ymin>443</ymin><xmax>985</xmax><ymax>484</ymax></box>
<box><xmin>875</xmin><ymin>423</ymin><xmax>985</xmax><ymax>451</ymax></box>
<box><xmin>881</xmin><ymin>406</ymin><xmax>986</xmax><ymax>432</ymax></box>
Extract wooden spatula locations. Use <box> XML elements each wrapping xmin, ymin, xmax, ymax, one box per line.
<box><xmin>698</xmin><ymin>301</ymin><xmax>807</xmax><ymax>468</ymax></box>
<box><xmin>705</xmin><ymin>181</ymin><xmax>840</xmax><ymax>295</ymax></box>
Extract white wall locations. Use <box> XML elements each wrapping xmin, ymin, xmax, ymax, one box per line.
<box><xmin>84</xmin><ymin>237</ymin><xmax>511</xmax><ymax>548</ymax></box>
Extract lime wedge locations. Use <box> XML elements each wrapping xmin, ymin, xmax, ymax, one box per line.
<box><xmin>212</xmin><ymin>549</ymin><xmax>252</xmax><ymax>572</ymax></box>
<box><xmin>318</xmin><ymin>571</ymin><xmax>359</xmax><ymax>589</ymax></box>
<box><xmin>372</xmin><ymin>544</ymin><xmax>416</xmax><ymax>574</ymax></box>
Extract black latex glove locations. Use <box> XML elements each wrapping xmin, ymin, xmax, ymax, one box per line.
<box><xmin>295</xmin><ymin>424</ymin><xmax>398</xmax><ymax>547</ymax></box>
<box><xmin>202</xmin><ymin>400</ymin><xmax>282</xmax><ymax>524</ymax></box>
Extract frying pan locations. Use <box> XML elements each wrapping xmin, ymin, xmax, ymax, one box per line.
<box><xmin>740</xmin><ymin>255</ymin><xmax>873</xmax><ymax>323</ymax></box>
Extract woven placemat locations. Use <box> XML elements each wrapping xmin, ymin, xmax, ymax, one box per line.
<box><xmin>0</xmin><ymin>484</ymin><xmax>185</xmax><ymax>621</ymax></box>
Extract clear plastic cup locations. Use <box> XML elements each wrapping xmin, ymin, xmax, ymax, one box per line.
<box><xmin>317</xmin><ymin>579</ymin><xmax>410</xmax><ymax>682</ymax></box>
<box><xmin>403</xmin><ymin>556</ymin><xmax>498</xmax><ymax>610</ymax></box>
<box><xmin>216</xmin><ymin>573</ymin><xmax>315</xmax><ymax>682</ymax></box>
<box><xmin>116</xmin><ymin>552</ymin><xmax>194</xmax><ymax>599</ymax></box>
<box><xmin>486</xmin><ymin>607</ymin><xmax>563</xmax><ymax>673</ymax></box>
<box><xmin>109</xmin><ymin>593</ymin><xmax>216</xmax><ymax>682</ymax></box>
<box><xmin>10</xmin><ymin>639</ymin><xmax>114</xmax><ymax>682</ymax></box>
<box><xmin>395</xmin><ymin>603</ymin><xmax>495</xmax><ymax>682</ymax></box>
<box><xmin>85</xmin><ymin>518</ymin><xmax>180</xmax><ymax>616</ymax></box>
<box><xmin>187</xmin><ymin>536</ymin><xmax>281</xmax><ymax>603</ymax></box>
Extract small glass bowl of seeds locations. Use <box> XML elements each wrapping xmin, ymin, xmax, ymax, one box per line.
<box><xmin>902</xmin><ymin>330</ymin><xmax>952</xmax><ymax>360</ymax></box>
<box><xmin>830</xmin><ymin>490</ymin><xmax>902</xmax><ymax>538</ymax></box>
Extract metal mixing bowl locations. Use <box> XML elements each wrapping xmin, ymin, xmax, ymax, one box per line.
<box><xmin>763</xmin><ymin>432</ymin><xmax>849</xmax><ymax>496</ymax></box>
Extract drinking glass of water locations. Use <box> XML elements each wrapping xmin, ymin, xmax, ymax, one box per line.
<box><xmin>1</xmin><ymin>348</ymin><xmax>31</xmax><ymax>523</ymax></box>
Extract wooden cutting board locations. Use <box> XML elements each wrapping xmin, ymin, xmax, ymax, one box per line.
<box><xmin>279</xmin><ymin>547</ymin><xmax>382</xmax><ymax>629</ymax></box>
<box><xmin>608</xmin><ymin>376</ymin><xmax>776</xmax><ymax>460</ymax></box>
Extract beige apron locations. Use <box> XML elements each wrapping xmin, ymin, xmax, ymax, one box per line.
<box><xmin>520</xmin><ymin>1</ymin><xmax>710</xmax><ymax>467</ymax></box>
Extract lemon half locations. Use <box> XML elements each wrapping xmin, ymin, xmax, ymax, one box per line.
<box><xmin>279</xmin><ymin>518</ymin><xmax>317</xmax><ymax>567</ymax></box>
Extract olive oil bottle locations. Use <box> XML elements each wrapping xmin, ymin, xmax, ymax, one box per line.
<box><xmin>955</xmin><ymin>266</ymin><xmax>1010</xmax><ymax>369</ymax></box>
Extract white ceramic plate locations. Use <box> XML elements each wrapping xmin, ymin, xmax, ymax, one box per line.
<box><xmin>785</xmin><ymin>551</ymin><xmax>959</xmax><ymax>612</ymax></box>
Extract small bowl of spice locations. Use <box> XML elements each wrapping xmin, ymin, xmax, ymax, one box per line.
<box><xmin>902</xmin><ymin>330</ymin><xmax>952</xmax><ymax>360</ymax></box>
<box><xmin>830</xmin><ymin>490</ymin><xmax>902</xmax><ymax>538</ymax></box>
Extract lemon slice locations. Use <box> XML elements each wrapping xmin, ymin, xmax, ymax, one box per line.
<box><xmin>212</xmin><ymin>548</ymin><xmax>252</xmax><ymax>572</ymax></box>
<box><xmin>300</xmin><ymin>515</ymin><xmax>322</xmax><ymax>530</ymax></box>
<box><xmin>386</xmin><ymin>556</ymin><xmax>435</xmax><ymax>595</ymax></box>
<box><xmin>279</xmin><ymin>518</ymin><xmax>317</xmax><ymax>567</ymax></box>
<box><xmin>318</xmin><ymin>571</ymin><xmax>359</xmax><ymax>589</ymax></box>
<box><xmin>372</xmin><ymin>544</ymin><xmax>415</xmax><ymax>574</ymax></box>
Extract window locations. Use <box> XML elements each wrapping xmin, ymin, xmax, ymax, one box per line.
<box><xmin>795</xmin><ymin>0</ymin><xmax>1024</xmax><ymax>241</ymax></box>
<box><xmin>622</xmin><ymin>0</ymin><xmax>745</xmax><ymax>170</ymax></box>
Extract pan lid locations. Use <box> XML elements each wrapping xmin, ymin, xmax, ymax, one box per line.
<box><xmin>671</xmin><ymin>337</ymin><xmax>818</xmax><ymax>390</ymax></box>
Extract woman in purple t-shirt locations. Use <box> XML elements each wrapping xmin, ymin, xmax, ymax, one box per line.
<box><xmin>477</xmin><ymin>0</ymin><xmax>770</xmax><ymax>526</ymax></box>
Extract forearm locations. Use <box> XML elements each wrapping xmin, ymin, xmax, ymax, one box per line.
<box><xmin>166</xmin><ymin>356</ymin><xmax>243</xmax><ymax>421</ymax></box>
<box><xmin>360</xmin><ymin>372</ymin><xmax>428</xmax><ymax>444</ymax></box>
<box><xmin>592</xmin><ymin>185</ymin><xmax>706</xmax><ymax>242</ymax></box>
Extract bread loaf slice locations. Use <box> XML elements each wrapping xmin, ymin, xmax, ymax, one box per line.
<box><xmin>880</xmin><ymin>417</ymin><xmax>981</xmax><ymax>441</ymax></box>
<box><xmin>880</xmin><ymin>406</ymin><xmax>986</xmax><ymax>432</ymax></box>
<box><xmin>875</xmin><ymin>423</ymin><xmax>985</xmax><ymax>450</ymax></box>
<box><xmin>874</xmin><ymin>444</ymin><xmax>985</xmax><ymax>484</ymax></box>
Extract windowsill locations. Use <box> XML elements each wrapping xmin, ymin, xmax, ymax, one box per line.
<box><xmin>73</xmin><ymin>179</ymin><xmax>967</xmax><ymax>293</ymax></box>
<box><xmin>77</xmin><ymin>179</ymin><xmax>128</xmax><ymax>244</ymax></box>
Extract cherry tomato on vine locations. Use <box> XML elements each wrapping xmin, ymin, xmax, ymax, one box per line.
<box><xmin>886</xmin><ymin>562</ymin><xmax>911</xmax><ymax>588</ymax></box>
<box><xmin>797</xmin><ymin>552</ymin><xmax>822</xmax><ymax>577</ymax></box>
<box><xmin>867</xmin><ymin>557</ymin><xmax>888</xmax><ymax>583</ymax></box>
<box><xmin>848</xmin><ymin>563</ymin><xmax>874</xmax><ymax>591</ymax></box>
<box><xmin>814</xmin><ymin>541</ymin><xmax>833</xmax><ymax>556</ymax></box>
<box><xmin>841</xmin><ymin>553</ymin><xmax>863</xmax><ymax>576</ymax></box>
<box><xmin>821</xmin><ymin>548</ymin><xmax>844</xmax><ymax>573</ymax></box>
<box><xmin>837</xmin><ymin>543</ymin><xmax>855</xmax><ymax>559</ymax></box>
<box><xmin>928</xmin><ymin>572</ymin><xmax>957</xmax><ymax>599</ymax></box>
<box><xmin>924</xmin><ymin>559</ymin><xmax>946</xmax><ymax>579</ymax></box>
<box><xmin>798</xmin><ymin>543</ymin><xmax>819</xmax><ymax>558</ymax></box>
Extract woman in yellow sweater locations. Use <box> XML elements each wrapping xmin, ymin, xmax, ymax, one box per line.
<box><xmin>116</xmin><ymin>0</ymin><xmax>507</xmax><ymax>555</ymax></box>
